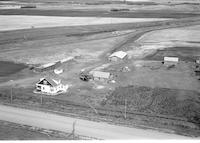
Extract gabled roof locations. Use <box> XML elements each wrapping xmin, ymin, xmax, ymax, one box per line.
<box><xmin>37</xmin><ymin>77</ymin><xmax>60</xmax><ymax>87</ymax></box>
<box><xmin>92</xmin><ymin>71</ymin><xmax>110</xmax><ymax>79</ymax></box>
<box><xmin>109</xmin><ymin>51</ymin><xmax>127</xmax><ymax>59</ymax></box>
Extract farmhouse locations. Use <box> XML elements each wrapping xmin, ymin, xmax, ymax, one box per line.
<box><xmin>35</xmin><ymin>77</ymin><xmax>68</xmax><ymax>95</ymax></box>
<box><xmin>91</xmin><ymin>71</ymin><xmax>111</xmax><ymax>81</ymax></box>
<box><xmin>109</xmin><ymin>51</ymin><xmax>127</xmax><ymax>62</ymax></box>
<box><xmin>163</xmin><ymin>56</ymin><xmax>179</xmax><ymax>66</ymax></box>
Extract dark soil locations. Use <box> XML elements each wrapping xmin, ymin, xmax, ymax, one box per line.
<box><xmin>0</xmin><ymin>61</ymin><xmax>27</xmax><ymax>77</ymax></box>
<box><xmin>144</xmin><ymin>47</ymin><xmax>200</xmax><ymax>62</ymax></box>
<box><xmin>0</xmin><ymin>9</ymin><xmax>199</xmax><ymax>18</ymax></box>
<box><xmin>103</xmin><ymin>85</ymin><xmax>200</xmax><ymax>125</ymax></box>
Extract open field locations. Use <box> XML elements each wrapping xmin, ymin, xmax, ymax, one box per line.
<box><xmin>0</xmin><ymin>0</ymin><xmax>200</xmax><ymax>139</ymax></box>
<box><xmin>120</xmin><ymin>25</ymin><xmax>200</xmax><ymax>60</ymax></box>
<box><xmin>1</xmin><ymin>0</ymin><xmax>200</xmax><ymax>14</ymax></box>
<box><xmin>1</xmin><ymin>9</ymin><xmax>200</xmax><ymax>18</ymax></box>
<box><xmin>0</xmin><ymin>15</ymin><xmax>171</xmax><ymax>31</ymax></box>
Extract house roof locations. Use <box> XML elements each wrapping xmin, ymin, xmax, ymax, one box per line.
<box><xmin>37</xmin><ymin>77</ymin><xmax>60</xmax><ymax>87</ymax></box>
<box><xmin>164</xmin><ymin>57</ymin><xmax>179</xmax><ymax>62</ymax></box>
<box><xmin>109</xmin><ymin>51</ymin><xmax>127</xmax><ymax>59</ymax></box>
<box><xmin>39</xmin><ymin>62</ymin><xmax>55</xmax><ymax>68</ymax></box>
<box><xmin>92</xmin><ymin>71</ymin><xmax>110</xmax><ymax>79</ymax></box>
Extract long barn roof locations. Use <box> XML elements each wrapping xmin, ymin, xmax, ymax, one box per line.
<box><xmin>109</xmin><ymin>51</ymin><xmax>127</xmax><ymax>59</ymax></box>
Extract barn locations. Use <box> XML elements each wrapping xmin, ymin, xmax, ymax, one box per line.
<box><xmin>163</xmin><ymin>56</ymin><xmax>179</xmax><ymax>66</ymax></box>
<box><xmin>109</xmin><ymin>51</ymin><xmax>127</xmax><ymax>62</ymax></box>
<box><xmin>196</xmin><ymin>58</ymin><xmax>200</xmax><ymax>64</ymax></box>
<box><xmin>91</xmin><ymin>71</ymin><xmax>111</xmax><ymax>81</ymax></box>
<box><xmin>34</xmin><ymin>61</ymin><xmax>61</xmax><ymax>72</ymax></box>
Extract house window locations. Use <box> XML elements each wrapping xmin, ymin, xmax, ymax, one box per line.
<box><xmin>37</xmin><ymin>85</ymin><xmax>41</xmax><ymax>89</ymax></box>
<box><xmin>50</xmin><ymin>88</ymin><xmax>54</xmax><ymax>92</ymax></box>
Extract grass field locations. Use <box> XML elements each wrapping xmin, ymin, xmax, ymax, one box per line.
<box><xmin>0</xmin><ymin>15</ymin><xmax>171</xmax><ymax>31</ymax></box>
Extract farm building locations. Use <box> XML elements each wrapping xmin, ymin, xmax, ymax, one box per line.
<box><xmin>195</xmin><ymin>70</ymin><xmax>200</xmax><ymax>76</ymax></box>
<box><xmin>196</xmin><ymin>58</ymin><xmax>200</xmax><ymax>64</ymax></box>
<box><xmin>195</xmin><ymin>66</ymin><xmax>200</xmax><ymax>76</ymax></box>
<box><xmin>109</xmin><ymin>51</ymin><xmax>127</xmax><ymax>62</ymax></box>
<box><xmin>54</xmin><ymin>68</ymin><xmax>63</xmax><ymax>75</ymax></box>
<box><xmin>91</xmin><ymin>71</ymin><xmax>111</xmax><ymax>81</ymax></box>
<box><xmin>34</xmin><ymin>77</ymin><xmax>68</xmax><ymax>95</ymax></box>
<box><xmin>163</xmin><ymin>56</ymin><xmax>179</xmax><ymax>66</ymax></box>
<box><xmin>21</xmin><ymin>5</ymin><xmax>36</xmax><ymax>8</ymax></box>
<box><xmin>34</xmin><ymin>61</ymin><xmax>61</xmax><ymax>72</ymax></box>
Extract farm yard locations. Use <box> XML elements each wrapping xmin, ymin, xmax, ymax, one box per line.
<box><xmin>0</xmin><ymin>0</ymin><xmax>200</xmax><ymax>139</ymax></box>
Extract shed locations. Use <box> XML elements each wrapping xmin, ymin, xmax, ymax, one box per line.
<box><xmin>164</xmin><ymin>57</ymin><xmax>179</xmax><ymax>62</ymax></box>
<box><xmin>109</xmin><ymin>51</ymin><xmax>127</xmax><ymax>62</ymax></box>
<box><xmin>196</xmin><ymin>58</ymin><xmax>200</xmax><ymax>64</ymax></box>
<box><xmin>163</xmin><ymin>56</ymin><xmax>179</xmax><ymax>66</ymax></box>
<box><xmin>195</xmin><ymin>70</ymin><xmax>200</xmax><ymax>76</ymax></box>
<box><xmin>54</xmin><ymin>68</ymin><xmax>63</xmax><ymax>74</ymax></box>
<box><xmin>195</xmin><ymin>66</ymin><xmax>200</xmax><ymax>76</ymax></box>
<box><xmin>92</xmin><ymin>71</ymin><xmax>111</xmax><ymax>81</ymax></box>
<box><xmin>34</xmin><ymin>61</ymin><xmax>61</xmax><ymax>72</ymax></box>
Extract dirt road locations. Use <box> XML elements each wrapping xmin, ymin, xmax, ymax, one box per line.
<box><xmin>0</xmin><ymin>104</ymin><xmax>190</xmax><ymax>139</ymax></box>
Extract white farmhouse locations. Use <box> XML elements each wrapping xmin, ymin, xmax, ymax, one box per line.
<box><xmin>109</xmin><ymin>51</ymin><xmax>127</xmax><ymax>62</ymax></box>
<box><xmin>35</xmin><ymin>77</ymin><xmax>68</xmax><ymax>95</ymax></box>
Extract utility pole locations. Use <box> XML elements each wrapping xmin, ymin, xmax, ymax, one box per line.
<box><xmin>124</xmin><ymin>98</ymin><xmax>127</xmax><ymax>119</ymax></box>
<box><xmin>10</xmin><ymin>80</ymin><xmax>13</xmax><ymax>104</ymax></box>
<box><xmin>86</xmin><ymin>101</ymin><xmax>98</xmax><ymax>114</ymax></box>
<box><xmin>72</xmin><ymin>121</ymin><xmax>76</xmax><ymax>139</ymax></box>
<box><xmin>40</xmin><ymin>95</ymin><xmax>43</xmax><ymax>105</ymax></box>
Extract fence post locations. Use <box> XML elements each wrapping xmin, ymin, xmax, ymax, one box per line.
<box><xmin>10</xmin><ymin>86</ymin><xmax>13</xmax><ymax>104</ymax></box>
<box><xmin>10</xmin><ymin>80</ymin><xmax>13</xmax><ymax>104</ymax></box>
<box><xmin>40</xmin><ymin>95</ymin><xmax>43</xmax><ymax>105</ymax></box>
<box><xmin>72</xmin><ymin>121</ymin><xmax>76</xmax><ymax>139</ymax></box>
<box><xmin>124</xmin><ymin>98</ymin><xmax>127</xmax><ymax>119</ymax></box>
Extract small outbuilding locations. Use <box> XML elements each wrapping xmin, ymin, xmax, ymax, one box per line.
<box><xmin>34</xmin><ymin>61</ymin><xmax>61</xmax><ymax>72</ymax></box>
<box><xmin>34</xmin><ymin>77</ymin><xmax>68</xmax><ymax>95</ymax></box>
<box><xmin>163</xmin><ymin>56</ymin><xmax>179</xmax><ymax>66</ymax></box>
<box><xmin>109</xmin><ymin>51</ymin><xmax>127</xmax><ymax>62</ymax></box>
<box><xmin>91</xmin><ymin>71</ymin><xmax>111</xmax><ymax>81</ymax></box>
<box><xmin>54</xmin><ymin>68</ymin><xmax>63</xmax><ymax>75</ymax></box>
<box><xmin>196</xmin><ymin>58</ymin><xmax>200</xmax><ymax>64</ymax></box>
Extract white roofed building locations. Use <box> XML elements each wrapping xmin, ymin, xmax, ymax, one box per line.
<box><xmin>91</xmin><ymin>71</ymin><xmax>111</xmax><ymax>81</ymax></box>
<box><xmin>163</xmin><ymin>56</ymin><xmax>179</xmax><ymax>66</ymax></box>
<box><xmin>196</xmin><ymin>58</ymin><xmax>200</xmax><ymax>64</ymax></box>
<box><xmin>109</xmin><ymin>51</ymin><xmax>127</xmax><ymax>62</ymax></box>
